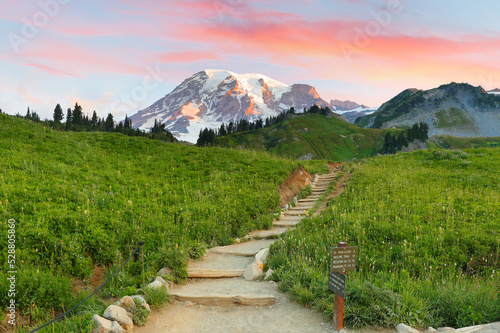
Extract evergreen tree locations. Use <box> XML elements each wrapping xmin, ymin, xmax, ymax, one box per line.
<box><xmin>91</xmin><ymin>111</ymin><xmax>99</xmax><ymax>128</ymax></box>
<box><xmin>396</xmin><ymin>132</ymin><xmax>408</xmax><ymax>150</ymax></box>
<box><xmin>104</xmin><ymin>113</ymin><xmax>114</xmax><ymax>132</ymax></box>
<box><xmin>25</xmin><ymin>107</ymin><xmax>31</xmax><ymax>119</ymax></box>
<box><xmin>219</xmin><ymin>123</ymin><xmax>227</xmax><ymax>136</ymax></box>
<box><xmin>72</xmin><ymin>103</ymin><xmax>83</xmax><ymax>125</ymax></box>
<box><xmin>227</xmin><ymin>122</ymin><xmax>234</xmax><ymax>134</ymax></box>
<box><xmin>53</xmin><ymin>104</ymin><xmax>64</xmax><ymax>123</ymax></box>
<box><xmin>65</xmin><ymin>108</ymin><xmax>73</xmax><ymax>130</ymax></box>
<box><xmin>123</xmin><ymin>115</ymin><xmax>131</xmax><ymax>129</ymax></box>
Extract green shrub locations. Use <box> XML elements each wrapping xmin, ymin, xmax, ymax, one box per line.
<box><xmin>345</xmin><ymin>282</ymin><xmax>401</xmax><ymax>328</ymax></box>
<box><xmin>155</xmin><ymin>245</ymin><xmax>188</xmax><ymax>283</ymax></box>
<box><xmin>131</xmin><ymin>298</ymin><xmax>151</xmax><ymax>326</ymax></box>
<box><xmin>143</xmin><ymin>285</ymin><xmax>169</xmax><ymax>310</ymax></box>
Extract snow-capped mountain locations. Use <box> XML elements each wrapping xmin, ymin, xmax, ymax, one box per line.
<box><xmin>129</xmin><ymin>69</ymin><xmax>335</xmax><ymax>143</ymax></box>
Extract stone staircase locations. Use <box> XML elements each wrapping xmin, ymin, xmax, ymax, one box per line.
<box><xmin>167</xmin><ymin>172</ymin><xmax>338</xmax><ymax>307</ymax></box>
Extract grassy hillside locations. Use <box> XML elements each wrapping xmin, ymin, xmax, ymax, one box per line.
<box><xmin>268</xmin><ymin>148</ymin><xmax>500</xmax><ymax>328</ymax></box>
<box><xmin>430</xmin><ymin>135</ymin><xmax>500</xmax><ymax>149</ymax></box>
<box><xmin>215</xmin><ymin>114</ymin><xmax>386</xmax><ymax>161</ymax></box>
<box><xmin>0</xmin><ymin>113</ymin><xmax>327</xmax><ymax>331</ymax></box>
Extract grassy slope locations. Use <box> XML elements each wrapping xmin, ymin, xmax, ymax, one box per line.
<box><xmin>216</xmin><ymin>114</ymin><xmax>386</xmax><ymax>161</ymax></box>
<box><xmin>431</xmin><ymin>135</ymin><xmax>500</xmax><ymax>149</ymax></box>
<box><xmin>268</xmin><ymin>149</ymin><xmax>500</xmax><ymax>328</ymax></box>
<box><xmin>0</xmin><ymin>114</ymin><xmax>327</xmax><ymax>331</ymax></box>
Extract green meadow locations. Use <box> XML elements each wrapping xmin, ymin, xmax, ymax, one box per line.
<box><xmin>268</xmin><ymin>149</ymin><xmax>500</xmax><ymax>328</ymax></box>
<box><xmin>0</xmin><ymin>113</ymin><xmax>326</xmax><ymax>331</ymax></box>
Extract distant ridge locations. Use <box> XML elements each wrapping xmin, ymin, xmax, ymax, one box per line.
<box><xmin>356</xmin><ymin>82</ymin><xmax>500</xmax><ymax>137</ymax></box>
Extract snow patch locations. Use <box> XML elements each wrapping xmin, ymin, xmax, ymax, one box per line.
<box><xmin>334</xmin><ymin>106</ymin><xmax>379</xmax><ymax>115</ymax></box>
<box><xmin>181</xmin><ymin>102</ymin><xmax>201</xmax><ymax>122</ymax></box>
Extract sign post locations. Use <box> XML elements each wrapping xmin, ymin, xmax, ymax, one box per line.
<box><xmin>329</xmin><ymin>242</ymin><xmax>357</xmax><ymax>331</ymax></box>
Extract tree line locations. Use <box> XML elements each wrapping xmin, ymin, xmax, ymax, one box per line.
<box><xmin>197</xmin><ymin>105</ymin><xmax>333</xmax><ymax>146</ymax></box>
<box><xmin>13</xmin><ymin>103</ymin><xmax>176</xmax><ymax>142</ymax></box>
<box><xmin>381</xmin><ymin>122</ymin><xmax>429</xmax><ymax>154</ymax></box>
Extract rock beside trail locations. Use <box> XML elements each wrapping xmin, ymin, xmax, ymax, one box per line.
<box><xmin>157</xmin><ymin>267</ymin><xmax>172</xmax><ymax>276</ymax></box>
<box><xmin>92</xmin><ymin>314</ymin><xmax>126</xmax><ymax>333</ymax></box>
<box><xmin>264</xmin><ymin>269</ymin><xmax>274</xmax><ymax>280</ymax></box>
<box><xmin>147</xmin><ymin>280</ymin><xmax>163</xmax><ymax>290</ymax></box>
<box><xmin>397</xmin><ymin>323</ymin><xmax>420</xmax><ymax>333</ymax></box>
<box><xmin>130</xmin><ymin>295</ymin><xmax>151</xmax><ymax>312</ymax></box>
<box><xmin>103</xmin><ymin>305</ymin><xmax>134</xmax><ymax>332</ymax></box>
<box><xmin>154</xmin><ymin>276</ymin><xmax>172</xmax><ymax>290</ymax></box>
<box><xmin>255</xmin><ymin>248</ymin><xmax>270</xmax><ymax>264</ymax></box>
<box><xmin>243</xmin><ymin>260</ymin><xmax>264</xmax><ymax>281</ymax></box>
<box><xmin>115</xmin><ymin>296</ymin><xmax>136</xmax><ymax>312</ymax></box>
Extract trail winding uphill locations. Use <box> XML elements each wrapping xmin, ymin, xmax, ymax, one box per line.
<box><xmin>136</xmin><ymin>171</ymin><xmax>345</xmax><ymax>333</ymax></box>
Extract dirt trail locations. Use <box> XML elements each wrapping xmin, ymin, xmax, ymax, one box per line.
<box><xmin>137</xmin><ymin>169</ymin><xmax>346</xmax><ymax>333</ymax></box>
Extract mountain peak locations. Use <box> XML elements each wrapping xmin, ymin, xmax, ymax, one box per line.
<box><xmin>129</xmin><ymin>70</ymin><xmax>333</xmax><ymax>143</ymax></box>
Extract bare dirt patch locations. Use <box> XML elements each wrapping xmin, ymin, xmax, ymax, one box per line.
<box><xmin>278</xmin><ymin>166</ymin><xmax>314</xmax><ymax>206</ymax></box>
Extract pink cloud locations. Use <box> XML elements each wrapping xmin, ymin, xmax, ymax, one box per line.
<box><xmin>158</xmin><ymin>51</ymin><xmax>221</xmax><ymax>63</ymax></box>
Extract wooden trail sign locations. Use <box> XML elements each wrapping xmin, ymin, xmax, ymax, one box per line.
<box><xmin>328</xmin><ymin>270</ymin><xmax>346</xmax><ymax>299</ymax></box>
<box><xmin>331</xmin><ymin>246</ymin><xmax>357</xmax><ymax>272</ymax></box>
<box><xmin>330</xmin><ymin>242</ymin><xmax>357</xmax><ymax>331</ymax></box>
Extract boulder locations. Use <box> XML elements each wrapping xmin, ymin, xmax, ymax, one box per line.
<box><xmin>147</xmin><ymin>280</ymin><xmax>163</xmax><ymax>289</ymax></box>
<box><xmin>115</xmin><ymin>296</ymin><xmax>136</xmax><ymax>312</ymax></box>
<box><xmin>397</xmin><ymin>323</ymin><xmax>420</xmax><ymax>333</ymax></box>
<box><xmin>437</xmin><ymin>328</ymin><xmax>455</xmax><ymax>333</ymax></box>
<box><xmin>130</xmin><ymin>295</ymin><xmax>151</xmax><ymax>312</ymax></box>
<box><xmin>92</xmin><ymin>314</ymin><xmax>125</xmax><ymax>333</ymax></box>
<box><xmin>243</xmin><ymin>261</ymin><xmax>264</xmax><ymax>281</ymax></box>
<box><xmin>156</xmin><ymin>267</ymin><xmax>172</xmax><ymax>276</ymax></box>
<box><xmin>255</xmin><ymin>248</ymin><xmax>270</xmax><ymax>264</ymax></box>
<box><xmin>154</xmin><ymin>276</ymin><xmax>172</xmax><ymax>291</ymax></box>
<box><xmin>103</xmin><ymin>305</ymin><xmax>134</xmax><ymax>332</ymax></box>
<box><xmin>264</xmin><ymin>269</ymin><xmax>274</xmax><ymax>280</ymax></box>
<box><xmin>426</xmin><ymin>327</ymin><xmax>437</xmax><ymax>333</ymax></box>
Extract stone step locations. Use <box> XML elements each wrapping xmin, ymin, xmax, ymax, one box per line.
<box><xmin>188</xmin><ymin>252</ymin><xmax>254</xmax><ymax>271</ymax></box>
<box><xmin>169</xmin><ymin>278</ymin><xmax>276</xmax><ymax>306</ymax></box>
<box><xmin>311</xmin><ymin>183</ymin><xmax>330</xmax><ymax>192</ymax></box>
<box><xmin>170</xmin><ymin>293</ymin><xmax>275</xmax><ymax>306</ymax></box>
<box><xmin>287</xmin><ymin>205</ymin><xmax>314</xmax><ymax>210</ymax></box>
<box><xmin>278</xmin><ymin>216</ymin><xmax>302</xmax><ymax>222</ymax></box>
<box><xmin>187</xmin><ymin>269</ymin><xmax>245</xmax><ymax>278</ymax></box>
<box><xmin>273</xmin><ymin>220</ymin><xmax>300</xmax><ymax>227</ymax></box>
<box><xmin>245</xmin><ymin>227</ymin><xmax>289</xmax><ymax>239</ymax></box>
<box><xmin>283</xmin><ymin>210</ymin><xmax>309</xmax><ymax>216</ymax></box>
<box><xmin>297</xmin><ymin>198</ymin><xmax>317</xmax><ymax>203</ymax></box>
<box><xmin>209</xmin><ymin>239</ymin><xmax>275</xmax><ymax>256</ymax></box>
<box><xmin>293</xmin><ymin>203</ymin><xmax>314</xmax><ymax>207</ymax></box>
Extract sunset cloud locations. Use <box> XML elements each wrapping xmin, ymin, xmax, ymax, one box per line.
<box><xmin>0</xmin><ymin>0</ymin><xmax>499</xmax><ymax>118</ymax></box>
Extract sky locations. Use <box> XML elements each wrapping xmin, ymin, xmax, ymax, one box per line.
<box><xmin>1</xmin><ymin>0</ymin><xmax>500</xmax><ymax>121</ymax></box>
